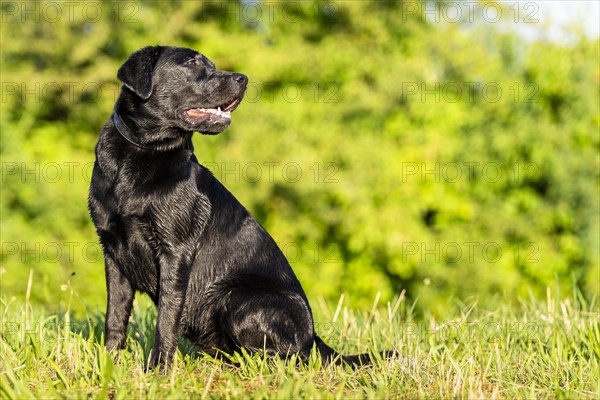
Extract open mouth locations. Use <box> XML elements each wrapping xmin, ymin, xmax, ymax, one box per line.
<box><xmin>183</xmin><ymin>98</ymin><xmax>241</xmax><ymax>125</ymax></box>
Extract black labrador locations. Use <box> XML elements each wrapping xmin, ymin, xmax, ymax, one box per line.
<box><xmin>89</xmin><ymin>46</ymin><xmax>387</xmax><ymax>369</ymax></box>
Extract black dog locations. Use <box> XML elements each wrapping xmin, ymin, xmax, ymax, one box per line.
<box><xmin>89</xmin><ymin>46</ymin><xmax>385</xmax><ymax>369</ymax></box>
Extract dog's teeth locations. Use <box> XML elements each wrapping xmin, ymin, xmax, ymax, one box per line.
<box><xmin>191</xmin><ymin>107</ymin><xmax>230</xmax><ymax>118</ymax></box>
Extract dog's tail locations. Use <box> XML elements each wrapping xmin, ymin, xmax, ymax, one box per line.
<box><xmin>314</xmin><ymin>336</ymin><xmax>395</xmax><ymax>367</ymax></box>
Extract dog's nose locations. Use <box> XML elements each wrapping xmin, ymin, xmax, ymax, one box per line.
<box><xmin>233</xmin><ymin>73</ymin><xmax>248</xmax><ymax>86</ymax></box>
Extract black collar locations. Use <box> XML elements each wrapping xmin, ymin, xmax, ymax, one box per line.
<box><xmin>112</xmin><ymin>112</ymin><xmax>193</xmax><ymax>152</ymax></box>
<box><xmin>112</xmin><ymin>112</ymin><xmax>155</xmax><ymax>151</ymax></box>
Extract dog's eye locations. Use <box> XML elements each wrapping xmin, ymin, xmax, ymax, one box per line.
<box><xmin>185</xmin><ymin>58</ymin><xmax>201</xmax><ymax>66</ymax></box>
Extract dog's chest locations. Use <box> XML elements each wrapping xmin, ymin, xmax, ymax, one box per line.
<box><xmin>92</xmin><ymin>163</ymin><xmax>211</xmax><ymax>296</ymax></box>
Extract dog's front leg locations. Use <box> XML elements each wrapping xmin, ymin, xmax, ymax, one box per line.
<box><xmin>104</xmin><ymin>255</ymin><xmax>134</xmax><ymax>351</ymax></box>
<box><xmin>148</xmin><ymin>254</ymin><xmax>192</xmax><ymax>370</ymax></box>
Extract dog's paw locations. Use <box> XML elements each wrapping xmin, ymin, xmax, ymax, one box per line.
<box><xmin>104</xmin><ymin>336</ymin><xmax>127</xmax><ymax>352</ymax></box>
<box><xmin>146</xmin><ymin>348</ymin><xmax>173</xmax><ymax>373</ymax></box>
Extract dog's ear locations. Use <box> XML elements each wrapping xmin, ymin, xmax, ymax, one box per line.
<box><xmin>117</xmin><ymin>46</ymin><xmax>162</xmax><ymax>100</ymax></box>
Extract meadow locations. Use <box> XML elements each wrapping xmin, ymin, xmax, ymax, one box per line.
<box><xmin>1</xmin><ymin>284</ymin><xmax>598</xmax><ymax>398</ymax></box>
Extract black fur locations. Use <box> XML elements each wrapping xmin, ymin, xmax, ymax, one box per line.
<box><xmin>89</xmin><ymin>46</ymin><xmax>389</xmax><ymax>369</ymax></box>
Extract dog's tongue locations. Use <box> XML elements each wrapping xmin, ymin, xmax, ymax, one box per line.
<box><xmin>186</xmin><ymin>107</ymin><xmax>231</xmax><ymax>123</ymax></box>
<box><xmin>186</xmin><ymin>109</ymin><xmax>209</xmax><ymax>120</ymax></box>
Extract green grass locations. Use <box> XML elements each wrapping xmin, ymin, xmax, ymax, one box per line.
<box><xmin>1</xmin><ymin>288</ymin><xmax>598</xmax><ymax>399</ymax></box>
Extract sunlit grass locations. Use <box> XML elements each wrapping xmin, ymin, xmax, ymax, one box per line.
<box><xmin>1</xmin><ymin>287</ymin><xmax>598</xmax><ymax>399</ymax></box>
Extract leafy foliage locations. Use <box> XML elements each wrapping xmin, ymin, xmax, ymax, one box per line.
<box><xmin>1</xmin><ymin>1</ymin><xmax>598</xmax><ymax>314</ymax></box>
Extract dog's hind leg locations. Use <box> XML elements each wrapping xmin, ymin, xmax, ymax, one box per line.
<box><xmin>224</xmin><ymin>290</ymin><xmax>316</xmax><ymax>359</ymax></box>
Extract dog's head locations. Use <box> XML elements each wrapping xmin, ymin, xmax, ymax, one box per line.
<box><xmin>117</xmin><ymin>46</ymin><xmax>247</xmax><ymax>135</ymax></box>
